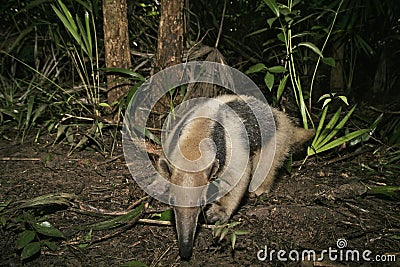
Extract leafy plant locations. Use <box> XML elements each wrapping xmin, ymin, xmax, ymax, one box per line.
<box><xmin>1</xmin><ymin>193</ymin><xmax>74</xmax><ymax>261</ymax></box>
<box><xmin>247</xmin><ymin>0</ymin><xmax>376</xmax><ymax>156</ymax></box>
<box><xmin>49</xmin><ymin>0</ymin><xmax>150</xmax><ymax>154</ymax></box>
<box><xmin>254</xmin><ymin>0</ymin><xmax>343</xmax><ymax>129</ymax></box>
<box><xmin>212</xmin><ymin>221</ymin><xmax>248</xmax><ymax>251</ymax></box>
<box><xmin>367</xmin><ymin>185</ymin><xmax>400</xmax><ymax>201</ymax></box>
<box><xmin>15</xmin><ymin>212</ymin><xmax>65</xmax><ymax>260</ymax></box>
<box><xmin>307</xmin><ymin>94</ymin><xmax>371</xmax><ymax>156</ymax></box>
<box><xmin>77</xmin><ymin>203</ymin><xmax>144</xmax><ymax>231</ymax></box>
<box><xmin>245</xmin><ymin>63</ymin><xmax>287</xmax><ymax>104</ymax></box>
<box><xmin>51</xmin><ymin>0</ymin><xmax>102</xmax><ymax>115</ymax></box>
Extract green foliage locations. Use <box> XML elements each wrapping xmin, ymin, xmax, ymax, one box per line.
<box><xmin>150</xmin><ymin>209</ymin><xmax>173</xmax><ymax>221</ymax></box>
<box><xmin>0</xmin><ymin>193</ymin><xmax>74</xmax><ymax>261</ymax></box>
<box><xmin>247</xmin><ymin>0</ymin><xmax>382</xmax><ymax>156</ymax></box>
<box><xmin>307</xmin><ymin>104</ymin><xmax>368</xmax><ymax>156</ymax></box>
<box><xmin>373</xmin><ymin>145</ymin><xmax>400</xmax><ymax>172</ymax></box>
<box><xmin>367</xmin><ymin>186</ymin><xmax>400</xmax><ymax>201</ymax></box>
<box><xmin>247</xmin><ymin>0</ymin><xmax>343</xmax><ymax>129</ymax></box>
<box><xmin>120</xmin><ymin>260</ymin><xmax>149</xmax><ymax>267</ymax></box>
<box><xmin>212</xmin><ymin>221</ymin><xmax>248</xmax><ymax>251</ymax></box>
<box><xmin>52</xmin><ymin>0</ymin><xmax>100</xmax><ymax>113</ymax></box>
<box><xmin>76</xmin><ymin>203</ymin><xmax>144</xmax><ymax>231</ymax></box>
<box><xmin>0</xmin><ymin>0</ymin><xmax>146</xmax><ymax>152</ymax></box>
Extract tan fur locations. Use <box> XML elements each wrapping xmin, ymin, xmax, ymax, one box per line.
<box><xmin>253</xmin><ymin>109</ymin><xmax>314</xmax><ymax>195</ymax></box>
<box><xmin>178</xmin><ymin>117</ymin><xmax>212</xmax><ymax>161</ymax></box>
<box><xmin>156</xmin><ymin>94</ymin><xmax>314</xmax><ymax>259</ymax></box>
<box><xmin>206</xmin><ymin>107</ymin><xmax>314</xmax><ymax>222</ymax></box>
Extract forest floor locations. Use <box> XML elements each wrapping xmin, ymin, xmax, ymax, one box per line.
<box><xmin>0</xmin><ymin>132</ymin><xmax>399</xmax><ymax>267</ymax></box>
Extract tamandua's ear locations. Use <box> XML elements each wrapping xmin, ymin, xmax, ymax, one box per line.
<box><xmin>209</xmin><ymin>159</ymin><xmax>219</xmax><ymax>178</ymax></box>
<box><xmin>157</xmin><ymin>158</ymin><xmax>172</xmax><ymax>178</ymax></box>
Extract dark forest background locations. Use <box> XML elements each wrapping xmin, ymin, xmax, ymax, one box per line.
<box><xmin>1</xmin><ymin>0</ymin><xmax>399</xmax><ymax>154</ymax></box>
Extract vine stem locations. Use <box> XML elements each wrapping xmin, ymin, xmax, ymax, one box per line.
<box><xmin>286</xmin><ymin>0</ymin><xmax>309</xmax><ymax>129</ymax></box>
<box><xmin>308</xmin><ymin>0</ymin><xmax>344</xmax><ymax>113</ymax></box>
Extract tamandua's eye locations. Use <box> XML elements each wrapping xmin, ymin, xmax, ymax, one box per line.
<box><xmin>169</xmin><ymin>196</ymin><xmax>176</xmax><ymax>205</ymax></box>
<box><xmin>199</xmin><ymin>197</ymin><xmax>206</xmax><ymax>207</ymax></box>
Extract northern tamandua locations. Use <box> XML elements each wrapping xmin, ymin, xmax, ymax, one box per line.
<box><xmin>156</xmin><ymin>94</ymin><xmax>314</xmax><ymax>260</ymax></box>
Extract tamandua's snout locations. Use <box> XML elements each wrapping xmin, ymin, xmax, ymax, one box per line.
<box><xmin>173</xmin><ymin>206</ymin><xmax>200</xmax><ymax>260</ymax></box>
<box><xmin>156</xmin><ymin>94</ymin><xmax>314</xmax><ymax>260</ymax></box>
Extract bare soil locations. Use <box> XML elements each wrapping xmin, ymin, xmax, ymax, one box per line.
<box><xmin>0</xmin><ymin>133</ymin><xmax>399</xmax><ymax>267</ymax></box>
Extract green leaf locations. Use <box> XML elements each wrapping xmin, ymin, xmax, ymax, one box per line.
<box><xmin>227</xmin><ymin>221</ymin><xmax>240</xmax><ymax>228</ymax></box>
<box><xmin>267</xmin><ymin>66</ymin><xmax>286</xmax><ymax>73</ymax></box>
<box><xmin>43</xmin><ymin>241</ymin><xmax>57</xmax><ymax>251</ymax></box>
<box><xmin>120</xmin><ymin>260</ymin><xmax>149</xmax><ymax>267</ymax></box>
<box><xmin>158</xmin><ymin>209</ymin><xmax>173</xmax><ymax>221</ymax></box>
<box><xmin>354</xmin><ymin>34</ymin><xmax>375</xmax><ymax>56</ymax></box>
<box><xmin>321</xmin><ymin>98</ymin><xmax>331</xmax><ymax>109</ymax></box>
<box><xmin>220</xmin><ymin>228</ymin><xmax>229</xmax><ymax>241</ymax></box>
<box><xmin>151</xmin><ymin>209</ymin><xmax>173</xmax><ymax>221</ymax></box>
<box><xmin>0</xmin><ymin>216</ymin><xmax>6</xmax><ymax>228</ymax></box>
<box><xmin>263</xmin><ymin>0</ymin><xmax>279</xmax><ymax>17</ymax></box>
<box><xmin>279</xmin><ymin>5</ymin><xmax>291</xmax><ymax>16</ymax></box>
<box><xmin>98</xmin><ymin>102</ymin><xmax>111</xmax><ymax>108</ymax></box>
<box><xmin>18</xmin><ymin>193</ymin><xmax>76</xmax><ymax>209</ymax></box>
<box><xmin>25</xmin><ymin>96</ymin><xmax>34</xmax><ymax>129</ymax></box>
<box><xmin>321</xmin><ymin>105</ymin><xmax>357</xmax><ymax>148</ymax></box>
<box><xmin>245</xmin><ymin>27</ymin><xmax>268</xmax><ymax>38</ymax></box>
<box><xmin>313</xmin><ymin>107</ymin><xmax>343</xmax><ymax>149</ymax></box>
<box><xmin>313</xmin><ymin>106</ymin><xmax>328</xmax><ymax>143</ymax></box>
<box><xmin>267</xmin><ymin>17</ymin><xmax>277</xmax><ymax>28</ymax></box>
<box><xmin>31</xmin><ymin>104</ymin><xmax>47</xmax><ymax>125</ymax></box>
<box><xmin>57</xmin><ymin>0</ymin><xmax>78</xmax><ymax>32</ymax></box>
<box><xmin>310</xmin><ymin>129</ymin><xmax>369</xmax><ymax>155</ymax></box>
<box><xmin>101</xmin><ymin>68</ymin><xmax>145</xmax><ymax>81</ymax></box>
<box><xmin>33</xmin><ymin>222</ymin><xmax>65</xmax><ymax>238</ymax></box>
<box><xmin>245</xmin><ymin>63</ymin><xmax>267</xmax><ymax>74</ymax></box>
<box><xmin>84</xmin><ymin>11</ymin><xmax>92</xmax><ymax>57</ymax></box>
<box><xmin>297</xmin><ymin>42</ymin><xmax>323</xmax><ymax>58</ymax></box>
<box><xmin>231</xmin><ymin>233</ymin><xmax>237</xmax><ymax>250</ymax></box>
<box><xmin>277</xmin><ymin>33</ymin><xmax>285</xmax><ymax>43</ymax></box>
<box><xmin>75</xmin><ymin>14</ymin><xmax>91</xmax><ymax>58</ymax></box>
<box><xmin>264</xmin><ymin>72</ymin><xmax>274</xmax><ymax>91</ymax></box>
<box><xmin>17</xmin><ymin>230</ymin><xmax>36</xmax><ymax>249</ymax></box>
<box><xmin>367</xmin><ymin>186</ymin><xmax>400</xmax><ymax>200</ymax></box>
<box><xmin>277</xmin><ymin>74</ymin><xmax>288</xmax><ymax>101</ymax></box>
<box><xmin>322</xmin><ymin>57</ymin><xmax>335</xmax><ymax>67</ymax></box>
<box><xmin>52</xmin><ymin>1</ymin><xmax>86</xmax><ymax>54</ymax></box>
<box><xmin>79</xmin><ymin>203</ymin><xmax>144</xmax><ymax>231</ymax></box>
<box><xmin>337</xmin><ymin>95</ymin><xmax>349</xmax><ymax>105</ymax></box>
<box><xmin>0</xmin><ymin>200</ymin><xmax>11</xmax><ymax>212</ymax></box>
<box><xmin>21</xmin><ymin>242</ymin><xmax>41</xmax><ymax>260</ymax></box>
<box><xmin>234</xmin><ymin>230</ymin><xmax>249</xmax><ymax>235</ymax></box>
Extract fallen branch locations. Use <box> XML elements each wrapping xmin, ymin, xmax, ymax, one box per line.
<box><xmin>1</xmin><ymin>157</ymin><xmax>41</xmax><ymax>161</ymax></box>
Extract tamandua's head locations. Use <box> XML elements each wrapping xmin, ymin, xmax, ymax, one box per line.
<box><xmin>157</xmin><ymin>157</ymin><xmax>219</xmax><ymax>260</ymax></box>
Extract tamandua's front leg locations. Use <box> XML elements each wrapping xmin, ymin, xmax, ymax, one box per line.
<box><xmin>206</xmin><ymin>163</ymin><xmax>252</xmax><ymax>223</ymax></box>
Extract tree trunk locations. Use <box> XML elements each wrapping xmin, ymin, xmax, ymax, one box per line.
<box><xmin>150</xmin><ymin>0</ymin><xmax>185</xmax><ymax>129</ymax></box>
<box><xmin>103</xmin><ymin>0</ymin><xmax>131</xmax><ymax>105</ymax></box>
<box><xmin>330</xmin><ymin>41</ymin><xmax>345</xmax><ymax>92</ymax></box>
<box><xmin>155</xmin><ymin>0</ymin><xmax>184</xmax><ymax>71</ymax></box>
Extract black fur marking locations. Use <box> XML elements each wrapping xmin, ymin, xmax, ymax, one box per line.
<box><xmin>223</xmin><ymin>99</ymin><xmax>262</xmax><ymax>155</ymax></box>
<box><xmin>211</xmin><ymin>120</ymin><xmax>226</xmax><ymax>172</ymax></box>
